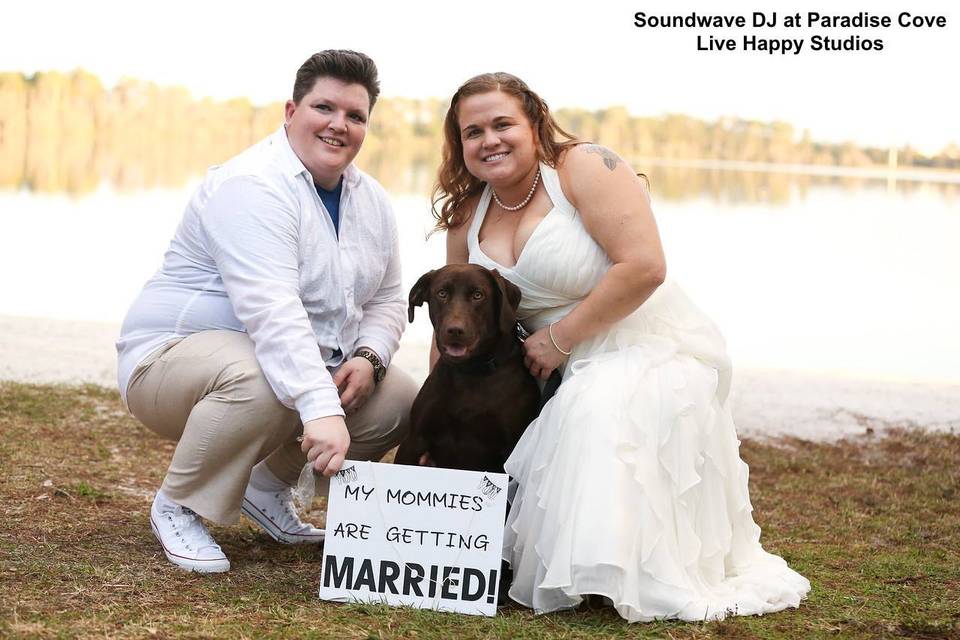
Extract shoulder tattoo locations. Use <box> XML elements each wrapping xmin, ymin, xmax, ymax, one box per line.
<box><xmin>583</xmin><ymin>144</ymin><xmax>621</xmax><ymax>171</ymax></box>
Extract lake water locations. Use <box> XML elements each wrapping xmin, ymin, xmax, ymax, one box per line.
<box><xmin>1</xmin><ymin>168</ymin><xmax>958</xmax><ymax>385</ymax></box>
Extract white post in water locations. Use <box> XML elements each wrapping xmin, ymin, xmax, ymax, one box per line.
<box><xmin>887</xmin><ymin>146</ymin><xmax>898</xmax><ymax>194</ymax></box>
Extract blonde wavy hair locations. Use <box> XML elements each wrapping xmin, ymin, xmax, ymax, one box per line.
<box><xmin>432</xmin><ymin>73</ymin><xmax>578</xmax><ymax>230</ymax></box>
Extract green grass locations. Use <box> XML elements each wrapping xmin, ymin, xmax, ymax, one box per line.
<box><xmin>1</xmin><ymin>381</ymin><xmax>958</xmax><ymax>639</ymax></box>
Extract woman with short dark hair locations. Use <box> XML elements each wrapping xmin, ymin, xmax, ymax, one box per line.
<box><xmin>117</xmin><ymin>50</ymin><xmax>417</xmax><ymax>573</ymax></box>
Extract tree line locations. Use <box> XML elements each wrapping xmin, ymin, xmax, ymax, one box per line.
<box><xmin>1</xmin><ymin>69</ymin><xmax>957</xmax><ymax>197</ymax></box>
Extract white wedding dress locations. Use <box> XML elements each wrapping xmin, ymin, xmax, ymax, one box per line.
<box><xmin>468</xmin><ymin>164</ymin><xmax>810</xmax><ymax>622</ymax></box>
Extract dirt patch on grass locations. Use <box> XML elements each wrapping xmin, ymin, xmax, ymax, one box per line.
<box><xmin>1</xmin><ymin>382</ymin><xmax>958</xmax><ymax>639</ymax></box>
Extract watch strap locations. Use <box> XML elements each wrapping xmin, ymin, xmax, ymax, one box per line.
<box><xmin>354</xmin><ymin>347</ymin><xmax>385</xmax><ymax>383</ymax></box>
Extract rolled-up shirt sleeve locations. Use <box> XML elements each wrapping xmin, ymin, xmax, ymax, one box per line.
<box><xmin>199</xmin><ymin>175</ymin><xmax>344</xmax><ymax>422</ymax></box>
<box><xmin>356</xmin><ymin>214</ymin><xmax>405</xmax><ymax>367</ymax></box>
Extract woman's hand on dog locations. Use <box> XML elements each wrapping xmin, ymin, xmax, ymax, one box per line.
<box><xmin>302</xmin><ymin>416</ymin><xmax>351</xmax><ymax>477</ymax></box>
<box><xmin>523</xmin><ymin>326</ymin><xmax>568</xmax><ymax>380</ymax></box>
<box><xmin>334</xmin><ymin>357</ymin><xmax>376</xmax><ymax>414</ymax></box>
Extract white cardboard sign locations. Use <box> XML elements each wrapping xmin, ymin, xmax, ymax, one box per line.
<box><xmin>318</xmin><ymin>460</ymin><xmax>508</xmax><ymax>617</ymax></box>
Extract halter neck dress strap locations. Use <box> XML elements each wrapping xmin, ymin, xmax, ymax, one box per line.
<box><xmin>466</xmin><ymin>184</ymin><xmax>494</xmax><ymax>255</ymax></box>
<box><xmin>537</xmin><ymin>162</ymin><xmax>575</xmax><ymax>216</ymax></box>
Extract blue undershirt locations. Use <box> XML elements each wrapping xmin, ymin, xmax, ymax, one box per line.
<box><xmin>315</xmin><ymin>178</ymin><xmax>344</xmax><ymax>237</ymax></box>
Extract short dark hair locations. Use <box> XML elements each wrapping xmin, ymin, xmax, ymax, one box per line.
<box><xmin>292</xmin><ymin>50</ymin><xmax>380</xmax><ymax>110</ymax></box>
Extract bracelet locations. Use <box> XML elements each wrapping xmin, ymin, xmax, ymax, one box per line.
<box><xmin>548</xmin><ymin>322</ymin><xmax>572</xmax><ymax>356</ymax></box>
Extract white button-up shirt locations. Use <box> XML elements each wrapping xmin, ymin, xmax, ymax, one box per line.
<box><xmin>116</xmin><ymin>126</ymin><xmax>405</xmax><ymax>422</ymax></box>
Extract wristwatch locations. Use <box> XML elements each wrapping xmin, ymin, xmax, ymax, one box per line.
<box><xmin>354</xmin><ymin>347</ymin><xmax>386</xmax><ymax>384</ymax></box>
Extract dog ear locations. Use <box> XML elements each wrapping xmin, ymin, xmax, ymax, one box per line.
<box><xmin>408</xmin><ymin>270</ymin><xmax>435</xmax><ymax>323</ymax></box>
<box><xmin>490</xmin><ymin>269</ymin><xmax>522</xmax><ymax>335</ymax></box>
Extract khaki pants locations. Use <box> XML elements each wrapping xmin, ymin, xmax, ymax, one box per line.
<box><xmin>126</xmin><ymin>330</ymin><xmax>417</xmax><ymax>524</ymax></box>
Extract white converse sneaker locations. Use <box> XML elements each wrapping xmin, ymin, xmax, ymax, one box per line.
<box><xmin>150</xmin><ymin>493</ymin><xmax>230</xmax><ymax>573</ymax></box>
<box><xmin>241</xmin><ymin>484</ymin><xmax>325</xmax><ymax>544</ymax></box>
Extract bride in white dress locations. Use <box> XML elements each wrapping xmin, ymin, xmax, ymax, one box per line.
<box><xmin>431</xmin><ymin>72</ymin><xmax>810</xmax><ymax>622</ymax></box>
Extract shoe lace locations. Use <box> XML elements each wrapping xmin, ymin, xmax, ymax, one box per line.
<box><xmin>271</xmin><ymin>488</ymin><xmax>306</xmax><ymax>526</ymax></box>
<box><xmin>168</xmin><ymin>506</ymin><xmax>222</xmax><ymax>553</ymax></box>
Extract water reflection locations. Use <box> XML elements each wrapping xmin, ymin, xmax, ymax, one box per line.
<box><xmin>1</xmin><ymin>169</ymin><xmax>957</xmax><ymax>382</ymax></box>
<box><xmin>642</xmin><ymin>163</ymin><xmax>960</xmax><ymax>205</ymax></box>
<box><xmin>4</xmin><ymin>144</ymin><xmax>959</xmax><ymax>206</ymax></box>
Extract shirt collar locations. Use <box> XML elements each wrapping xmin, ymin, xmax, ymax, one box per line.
<box><xmin>272</xmin><ymin>125</ymin><xmax>362</xmax><ymax>189</ymax></box>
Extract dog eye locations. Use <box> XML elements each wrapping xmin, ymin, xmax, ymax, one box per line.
<box><xmin>436</xmin><ymin>289</ymin><xmax>448</xmax><ymax>300</ymax></box>
<box><xmin>471</xmin><ymin>290</ymin><xmax>484</xmax><ymax>300</ymax></box>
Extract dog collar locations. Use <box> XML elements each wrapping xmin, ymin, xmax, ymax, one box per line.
<box><xmin>515</xmin><ymin>321</ymin><xmax>531</xmax><ymax>342</ymax></box>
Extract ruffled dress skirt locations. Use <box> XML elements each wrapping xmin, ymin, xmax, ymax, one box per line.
<box><xmin>503</xmin><ymin>281</ymin><xmax>810</xmax><ymax>621</ymax></box>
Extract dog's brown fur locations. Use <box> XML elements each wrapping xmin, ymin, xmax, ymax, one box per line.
<box><xmin>395</xmin><ymin>264</ymin><xmax>540</xmax><ymax>472</ymax></box>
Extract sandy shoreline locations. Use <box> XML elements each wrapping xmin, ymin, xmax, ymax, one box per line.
<box><xmin>2</xmin><ymin>314</ymin><xmax>957</xmax><ymax>442</ymax></box>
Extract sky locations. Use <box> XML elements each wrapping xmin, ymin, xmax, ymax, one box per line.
<box><xmin>4</xmin><ymin>0</ymin><xmax>958</xmax><ymax>154</ymax></box>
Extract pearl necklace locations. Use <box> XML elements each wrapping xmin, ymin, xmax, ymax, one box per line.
<box><xmin>492</xmin><ymin>168</ymin><xmax>540</xmax><ymax>211</ymax></box>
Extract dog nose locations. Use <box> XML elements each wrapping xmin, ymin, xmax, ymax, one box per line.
<box><xmin>445</xmin><ymin>324</ymin><xmax>465</xmax><ymax>339</ymax></box>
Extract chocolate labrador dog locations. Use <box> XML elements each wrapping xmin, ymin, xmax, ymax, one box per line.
<box><xmin>395</xmin><ymin>264</ymin><xmax>540</xmax><ymax>473</ymax></box>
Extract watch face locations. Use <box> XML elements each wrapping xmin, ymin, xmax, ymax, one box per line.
<box><xmin>358</xmin><ymin>349</ymin><xmax>385</xmax><ymax>382</ymax></box>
